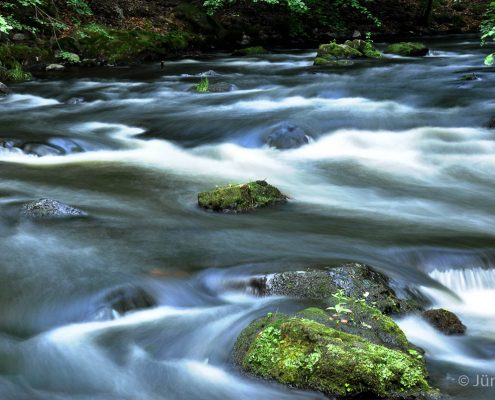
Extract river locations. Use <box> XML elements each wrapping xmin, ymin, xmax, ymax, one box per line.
<box><xmin>0</xmin><ymin>35</ymin><xmax>494</xmax><ymax>399</ymax></box>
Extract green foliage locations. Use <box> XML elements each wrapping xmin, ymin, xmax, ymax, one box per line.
<box><xmin>204</xmin><ymin>0</ymin><xmax>308</xmax><ymax>14</ymax></box>
<box><xmin>196</xmin><ymin>77</ymin><xmax>209</xmax><ymax>92</ymax></box>
<box><xmin>0</xmin><ymin>61</ymin><xmax>31</xmax><ymax>82</ymax></box>
<box><xmin>57</xmin><ymin>50</ymin><xmax>80</xmax><ymax>64</ymax></box>
<box><xmin>481</xmin><ymin>1</ymin><xmax>495</xmax><ymax>65</ymax></box>
<box><xmin>66</xmin><ymin>0</ymin><xmax>92</xmax><ymax>16</ymax></box>
<box><xmin>0</xmin><ymin>15</ymin><xmax>13</xmax><ymax>33</ymax></box>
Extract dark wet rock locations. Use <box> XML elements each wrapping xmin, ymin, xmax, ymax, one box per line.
<box><xmin>385</xmin><ymin>42</ymin><xmax>429</xmax><ymax>57</ymax></box>
<box><xmin>208</xmin><ymin>82</ymin><xmax>238</xmax><ymax>92</ymax></box>
<box><xmin>265</xmin><ymin>263</ymin><xmax>410</xmax><ymax>315</ymax></box>
<box><xmin>233</xmin><ymin>46</ymin><xmax>267</xmax><ymax>56</ymax></box>
<box><xmin>460</xmin><ymin>73</ymin><xmax>480</xmax><ymax>81</ymax></box>
<box><xmin>422</xmin><ymin>308</ymin><xmax>466</xmax><ymax>335</ymax></box>
<box><xmin>96</xmin><ymin>285</ymin><xmax>156</xmax><ymax>319</ymax></box>
<box><xmin>198</xmin><ymin>180</ymin><xmax>287</xmax><ymax>213</ymax></box>
<box><xmin>233</xmin><ymin>311</ymin><xmax>436</xmax><ymax>399</ymax></box>
<box><xmin>45</xmin><ymin>64</ymin><xmax>65</xmax><ymax>71</ymax></box>
<box><xmin>265</xmin><ymin>122</ymin><xmax>309</xmax><ymax>149</ymax></box>
<box><xmin>21</xmin><ymin>198</ymin><xmax>88</xmax><ymax>219</ymax></box>
<box><xmin>488</xmin><ymin>117</ymin><xmax>495</xmax><ymax>129</ymax></box>
<box><xmin>65</xmin><ymin>97</ymin><xmax>85</xmax><ymax>105</ymax></box>
<box><xmin>21</xmin><ymin>143</ymin><xmax>64</xmax><ymax>157</ymax></box>
<box><xmin>0</xmin><ymin>82</ymin><xmax>10</xmax><ymax>96</ymax></box>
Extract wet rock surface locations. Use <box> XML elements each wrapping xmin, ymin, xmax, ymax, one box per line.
<box><xmin>422</xmin><ymin>308</ymin><xmax>466</xmax><ymax>335</ymax></box>
<box><xmin>21</xmin><ymin>198</ymin><xmax>88</xmax><ymax>219</ymax></box>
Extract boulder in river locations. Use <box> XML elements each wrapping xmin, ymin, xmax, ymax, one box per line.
<box><xmin>97</xmin><ymin>285</ymin><xmax>156</xmax><ymax>319</ymax></box>
<box><xmin>22</xmin><ymin>198</ymin><xmax>88</xmax><ymax>219</ymax></box>
<box><xmin>422</xmin><ymin>308</ymin><xmax>466</xmax><ymax>335</ymax></box>
<box><xmin>488</xmin><ymin>117</ymin><xmax>495</xmax><ymax>129</ymax></box>
<box><xmin>265</xmin><ymin>263</ymin><xmax>414</xmax><ymax>315</ymax></box>
<box><xmin>314</xmin><ymin>40</ymin><xmax>381</xmax><ymax>66</ymax></box>
<box><xmin>0</xmin><ymin>82</ymin><xmax>10</xmax><ymax>96</ymax></box>
<box><xmin>385</xmin><ymin>42</ymin><xmax>429</xmax><ymax>57</ymax></box>
<box><xmin>233</xmin><ymin>46</ymin><xmax>267</xmax><ymax>56</ymax></box>
<box><xmin>198</xmin><ymin>180</ymin><xmax>287</xmax><ymax>213</ymax></box>
<box><xmin>233</xmin><ymin>311</ymin><xmax>436</xmax><ymax>399</ymax></box>
<box><xmin>265</xmin><ymin>122</ymin><xmax>309</xmax><ymax>149</ymax></box>
<box><xmin>65</xmin><ymin>97</ymin><xmax>85</xmax><ymax>105</ymax></box>
<box><xmin>207</xmin><ymin>82</ymin><xmax>238</xmax><ymax>92</ymax></box>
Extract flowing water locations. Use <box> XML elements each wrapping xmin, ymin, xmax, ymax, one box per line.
<box><xmin>1</xmin><ymin>35</ymin><xmax>495</xmax><ymax>399</ymax></box>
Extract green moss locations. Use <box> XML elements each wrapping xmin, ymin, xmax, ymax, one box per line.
<box><xmin>385</xmin><ymin>42</ymin><xmax>428</xmax><ymax>57</ymax></box>
<box><xmin>235</xmin><ymin>46</ymin><xmax>267</xmax><ymax>56</ymax></box>
<box><xmin>460</xmin><ymin>73</ymin><xmax>479</xmax><ymax>81</ymax></box>
<box><xmin>72</xmin><ymin>25</ymin><xmax>190</xmax><ymax>63</ymax></box>
<box><xmin>195</xmin><ymin>77</ymin><xmax>209</xmax><ymax>93</ymax></box>
<box><xmin>317</xmin><ymin>42</ymin><xmax>363</xmax><ymax>59</ymax></box>
<box><xmin>0</xmin><ymin>44</ymin><xmax>47</xmax><ymax>81</ymax></box>
<box><xmin>236</xmin><ymin>314</ymin><xmax>435</xmax><ymax>398</ymax></box>
<box><xmin>198</xmin><ymin>180</ymin><xmax>287</xmax><ymax>213</ymax></box>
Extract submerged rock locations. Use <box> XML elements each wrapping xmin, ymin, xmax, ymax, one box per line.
<box><xmin>460</xmin><ymin>73</ymin><xmax>480</xmax><ymax>81</ymax></box>
<box><xmin>233</xmin><ymin>312</ymin><xmax>435</xmax><ymax>399</ymax></box>
<box><xmin>207</xmin><ymin>82</ymin><xmax>238</xmax><ymax>92</ymax></box>
<box><xmin>233</xmin><ymin>46</ymin><xmax>267</xmax><ymax>56</ymax></box>
<box><xmin>314</xmin><ymin>40</ymin><xmax>381</xmax><ymax>66</ymax></box>
<box><xmin>385</xmin><ymin>42</ymin><xmax>429</xmax><ymax>57</ymax></box>
<box><xmin>488</xmin><ymin>117</ymin><xmax>495</xmax><ymax>129</ymax></box>
<box><xmin>422</xmin><ymin>308</ymin><xmax>466</xmax><ymax>335</ymax></box>
<box><xmin>265</xmin><ymin>122</ymin><xmax>309</xmax><ymax>149</ymax></box>
<box><xmin>96</xmin><ymin>285</ymin><xmax>156</xmax><ymax>319</ymax></box>
<box><xmin>22</xmin><ymin>198</ymin><xmax>88</xmax><ymax>219</ymax></box>
<box><xmin>65</xmin><ymin>97</ymin><xmax>85</xmax><ymax>105</ymax></box>
<box><xmin>198</xmin><ymin>180</ymin><xmax>287</xmax><ymax>213</ymax></box>
<box><xmin>0</xmin><ymin>82</ymin><xmax>10</xmax><ymax>96</ymax></box>
<box><xmin>266</xmin><ymin>263</ymin><xmax>410</xmax><ymax>314</ymax></box>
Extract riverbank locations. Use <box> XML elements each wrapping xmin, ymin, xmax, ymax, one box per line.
<box><xmin>0</xmin><ymin>0</ymin><xmax>490</xmax><ymax>81</ymax></box>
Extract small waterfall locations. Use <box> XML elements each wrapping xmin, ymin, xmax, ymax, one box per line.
<box><xmin>429</xmin><ymin>268</ymin><xmax>495</xmax><ymax>292</ymax></box>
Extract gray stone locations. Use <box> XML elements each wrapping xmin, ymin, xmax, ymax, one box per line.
<box><xmin>0</xmin><ymin>82</ymin><xmax>10</xmax><ymax>96</ymax></box>
<box><xmin>266</xmin><ymin>122</ymin><xmax>309</xmax><ymax>149</ymax></box>
<box><xmin>22</xmin><ymin>198</ymin><xmax>87</xmax><ymax>219</ymax></box>
<box><xmin>46</xmin><ymin>64</ymin><xmax>65</xmax><ymax>71</ymax></box>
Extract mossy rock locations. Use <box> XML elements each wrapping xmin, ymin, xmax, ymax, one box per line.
<box><xmin>233</xmin><ymin>46</ymin><xmax>268</xmax><ymax>56</ymax></box>
<box><xmin>317</xmin><ymin>42</ymin><xmax>363</xmax><ymax>60</ymax></box>
<box><xmin>198</xmin><ymin>180</ymin><xmax>287</xmax><ymax>213</ymax></box>
<box><xmin>422</xmin><ymin>308</ymin><xmax>466</xmax><ymax>336</ymax></box>
<box><xmin>384</xmin><ymin>42</ymin><xmax>429</xmax><ymax>57</ymax></box>
<box><xmin>344</xmin><ymin>39</ymin><xmax>382</xmax><ymax>58</ymax></box>
<box><xmin>233</xmin><ymin>313</ymin><xmax>436</xmax><ymax>399</ymax></box>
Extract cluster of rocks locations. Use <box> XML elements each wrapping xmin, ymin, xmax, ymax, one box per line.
<box><xmin>314</xmin><ymin>40</ymin><xmax>429</xmax><ymax>66</ymax></box>
<box><xmin>227</xmin><ymin>262</ymin><xmax>465</xmax><ymax>399</ymax></box>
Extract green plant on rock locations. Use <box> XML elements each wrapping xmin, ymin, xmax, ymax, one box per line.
<box><xmin>57</xmin><ymin>50</ymin><xmax>80</xmax><ymax>64</ymax></box>
<box><xmin>196</xmin><ymin>77</ymin><xmax>209</xmax><ymax>93</ymax></box>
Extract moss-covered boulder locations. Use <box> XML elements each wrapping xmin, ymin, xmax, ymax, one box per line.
<box><xmin>385</xmin><ymin>42</ymin><xmax>429</xmax><ymax>57</ymax></box>
<box><xmin>233</xmin><ymin>46</ymin><xmax>268</xmax><ymax>56</ymax></box>
<box><xmin>314</xmin><ymin>40</ymin><xmax>381</xmax><ymax>66</ymax></box>
<box><xmin>198</xmin><ymin>180</ymin><xmax>287</xmax><ymax>213</ymax></box>
<box><xmin>233</xmin><ymin>313</ymin><xmax>436</xmax><ymax>399</ymax></box>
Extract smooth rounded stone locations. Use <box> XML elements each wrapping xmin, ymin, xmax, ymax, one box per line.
<box><xmin>265</xmin><ymin>122</ymin><xmax>309</xmax><ymax>149</ymax></box>
<box><xmin>385</xmin><ymin>42</ymin><xmax>429</xmax><ymax>57</ymax></box>
<box><xmin>422</xmin><ymin>308</ymin><xmax>466</xmax><ymax>335</ymax></box>
<box><xmin>96</xmin><ymin>285</ymin><xmax>157</xmax><ymax>319</ymax></box>
<box><xmin>198</xmin><ymin>180</ymin><xmax>287</xmax><ymax>213</ymax></box>
<box><xmin>0</xmin><ymin>82</ymin><xmax>10</xmax><ymax>96</ymax></box>
<box><xmin>233</xmin><ymin>312</ymin><xmax>435</xmax><ymax>399</ymax></box>
<box><xmin>65</xmin><ymin>97</ymin><xmax>85</xmax><ymax>105</ymax></box>
<box><xmin>46</xmin><ymin>64</ymin><xmax>65</xmax><ymax>71</ymax></box>
<box><xmin>21</xmin><ymin>198</ymin><xmax>88</xmax><ymax>219</ymax></box>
